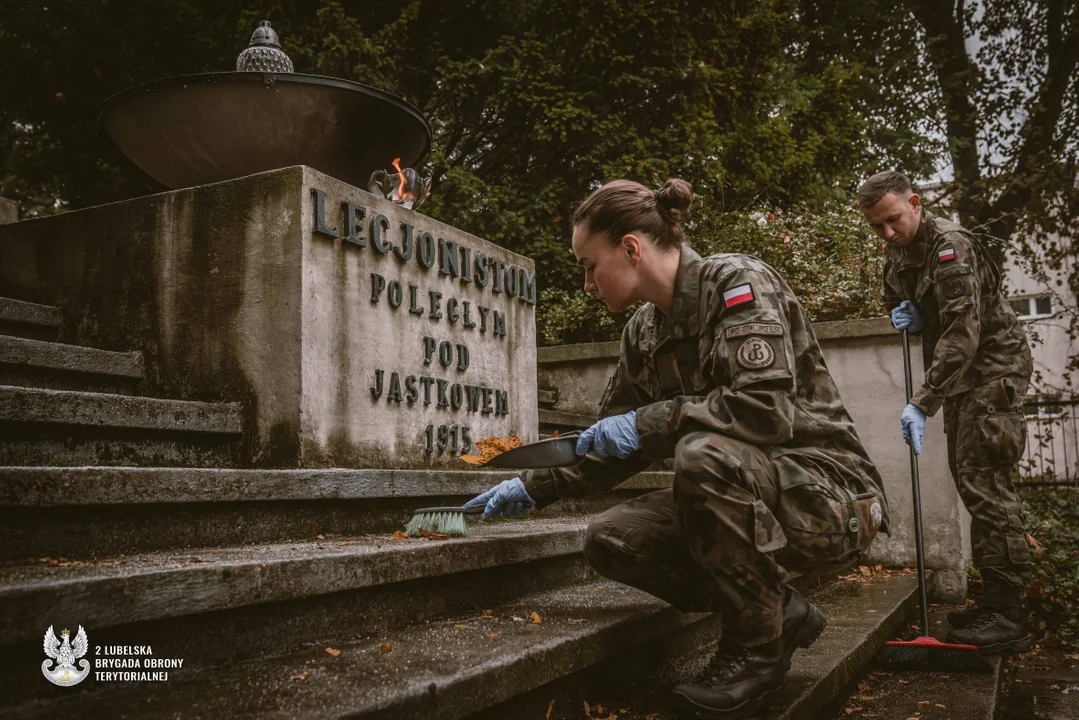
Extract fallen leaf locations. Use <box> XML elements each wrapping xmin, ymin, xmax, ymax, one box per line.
<box><xmin>391</xmin><ymin>531</ymin><xmax>410</xmax><ymax>541</ymax></box>
<box><xmin>477</xmin><ymin>614</ymin><xmax>495</xmax><ymax>620</ymax></box>
<box><xmin>512</xmin><ymin>616</ymin><xmax>527</xmax><ymax>622</ymax></box>
<box><xmin>419</xmin><ymin>528</ymin><xmax>451</xmax><ymax>540</ymax></box>
<box><xmin>324</xmin><ymin>647</ymin><xmax>341</xmax><ymax>656</ymax></box>
<box><xmin>546</xmin><ymin>699</ymin><xmax>554</xmax><ymax>720</ymax></box>
<box><xmin>379</xmin><ymin>643</ymin><xmax>392</xmax><ymax>654</ymax></box>
<box><xmin>530</xmin><ymin>611</ymin><xmax>542</xmax><ymax>625</ymax></box>
<box><xmin>486</xmin><ymin>632</ymin><xmax>501</xmax><ymax>638</ymax></box>
<box><xmin>594</xmin><ymin>705</ymin><xmax>604</xmax><ymax>714</ymax></box>
<box><xmin>584</xmin><ymin>700</ymin><xmax>591</xmax><ymax>717</ymax></box>
<box><xmin>291</xmin><ymin>672</ymin><xmax>310</xmax><ymax>680</ymax></box>
<box><xmin>856</xmin><ymin>694</ymin><xmax>874</xmax><ymax>700</ymax></box>
<box><xmin>934</xmin><ymin>704</ymin><xmax>946</xmax><ymax>709</ymax></box>
<box><xmin>316</xmin><ymin>534</ymin><xmax>325</xmax><ymax>540</ymax></box>
<box><xmin>917</xmin><ymin>701</ymin><xmax>930</xmax><ymax>706</ymax></box>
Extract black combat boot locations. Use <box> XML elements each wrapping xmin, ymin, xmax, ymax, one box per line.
<box><xmin>946</xmin><ymin>607</ymin><xmax>1031</xmax><ymax>654</ymax></box>
<box><xmin>780</xmin><ymin>585</ymin><xmax>827</xmax><ymax>669</ymax></box>
<box><xmin>671</xmin><ymin>637</ymin><xmax>786</xmax><ymax>719</ymax></box>
<box><xmin>947</xmin><ymin>602</ymin><xmax>989</xmax><ymax>629</ymax></box>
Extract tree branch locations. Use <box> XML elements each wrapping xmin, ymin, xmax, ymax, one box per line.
<box><xmin>978</xmin><ymin>4</ymin><xmax>1079</xmax><ymax>245</ymax></box>
<box><xmin>909</xmin><ymin>0</ymin><xmax>982</xmax><ymax>227</ymax></box>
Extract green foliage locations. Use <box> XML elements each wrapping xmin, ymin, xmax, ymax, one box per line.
<box><xmin>537</xmin><ymin>198</ymin><xmax>884</xmax><ymax>345</ymax></box>
<box><xmin>0</xmin><ymin>0</ymin><xmax>910</xmax><ymax>324</ymax></box>
<box><xmin>1022</xmin><ymin>487</ymin><xmax>1079</xmax><ymax>649</ymax></box>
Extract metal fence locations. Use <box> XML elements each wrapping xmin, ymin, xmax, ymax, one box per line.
<box><xmin>1019</xmin><ymin>396</ymin><xmax>1079</xmax><ymax>486</ymax></box>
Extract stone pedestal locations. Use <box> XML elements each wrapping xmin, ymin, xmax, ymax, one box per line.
<box><xmin>0</xmin><ymin>166</ymin><xmax>538</xmax><ymax>468</ymax></box>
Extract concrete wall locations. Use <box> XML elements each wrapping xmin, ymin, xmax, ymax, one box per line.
<box><xmin>537</xmin><ymin>317</ymin><xmax>971</xmax><ymax>601</ymax></box>
<box><xmin>0</xmin><ymin>166</ymin><xmax>538</xmax><ymax>469</ymax></box>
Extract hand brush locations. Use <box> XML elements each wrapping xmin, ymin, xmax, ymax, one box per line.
<box><xmin>876</xmin><ymin>329</ymin><xmax>993</xmax><ymax>673</ymax></box>
<box><xmin>404</xmin><ymin>505</ymin><xmax>484</xmax><ymax>538</ymax></box>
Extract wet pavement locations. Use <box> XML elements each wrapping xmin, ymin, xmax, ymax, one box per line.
<box><xmin>998</xmin><ymin>648</ymin><xmax>1079</xmax><ymax>720</ymax></box>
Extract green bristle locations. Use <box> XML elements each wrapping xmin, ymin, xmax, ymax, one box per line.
<box><xmin>404</xmin><ymin>509</ymin><xmax>469</xmax><ymax>538</ymax></box>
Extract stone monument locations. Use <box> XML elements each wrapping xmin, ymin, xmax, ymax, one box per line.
<box><xmin>0</xmin><ymin>23</ymin><xmax>538</xmax><ymax>469</ymax></box>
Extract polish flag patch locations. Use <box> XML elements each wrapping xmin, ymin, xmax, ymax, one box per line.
<box><xmin>723</xmin><ymin>283</ymin><xmax>755</xmax><ymax>308</ymax></box>
<box><xmin>938</xmin><ymin>247</ymin><xmax>956</xmax><ymax>262</ymax></box>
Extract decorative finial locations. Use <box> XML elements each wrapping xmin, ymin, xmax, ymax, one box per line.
<box><xmin>236</xmin><ymin>21</ymin><xmax>294</xmax><ymax>73</ymax></box>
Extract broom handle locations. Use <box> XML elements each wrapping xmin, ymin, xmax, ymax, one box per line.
<box><xmin>902</xmin><ymin>328</ymin><xmax>931</xmax><ymax>636</ymax></box>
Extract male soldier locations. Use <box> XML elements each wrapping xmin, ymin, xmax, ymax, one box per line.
<box><xmin>467</xmin><ymin>179</ymin><xmax>889</xmax><ymax>718</ymax></box>
<box><xmin>858</xmin><ymin>170</ymin><xmax>1034</xmax><ymax>654</ymax></box>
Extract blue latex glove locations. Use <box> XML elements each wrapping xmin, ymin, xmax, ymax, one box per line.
<box><xmin>576</xmin><ymin>410</ymin><xmax>640</xmax><ymax>459</ymax></box>
<box><xmin>464</xmin><ymin>477</ymin><xmax>534</xmax><ymax>519</ymax></box>
<box><xmin>901</xmin><ymin>403</ymin><xmax>927</xmax><ymax>455</ymax></box>
<box><xmin>891</xmin><ymin>300</ymin><xmax>924</xmax><ymax>333</ymax></box>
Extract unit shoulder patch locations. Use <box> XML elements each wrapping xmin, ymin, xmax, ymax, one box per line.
<box><xmin>938</xmin><ymin>247</ymin><xmax>956</xmax><ymax>262</ymax></box>
<box><xmin>736</xmin><ymin>336</ymin><xmax>775</xmax><ymax>369</ymax></box>
<box><xmin>944</xmin><ymin>276</ymin><xmax>967</xmax><ymax>299</ymax></box>
<box><xmin>725</xmin><ymin>322</ymin><xmax>784</xmax><ymax>339</ymax></box>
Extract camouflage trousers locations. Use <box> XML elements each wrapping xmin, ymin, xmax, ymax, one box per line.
<box><xmin>583</xmin><ymin>431</ymin><xmax>882</xmax><ymax>646</ymax></box>
<box><xmin>943</xmin><ymin>374</ymin><xmax>1031</xmax><ymax>591</ymax></box>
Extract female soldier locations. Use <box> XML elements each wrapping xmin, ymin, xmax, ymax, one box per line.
<box><xmin>466</xmin><ymin>179</ymin><xmax>888</xmax><ymax>719</ymax></box>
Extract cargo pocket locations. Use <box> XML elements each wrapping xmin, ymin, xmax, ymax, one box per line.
<box><xmin>1006</xmin><ymin>533</ymin><xmax>1030</xmax><ymax>565</ymax></box>
<box><xmin>975</xmin><ymin>377</ymin><xmax>1027</xmax><ymax>466</ymax></box>
<box><xmin>772</xmin><ymin>467</ymin><xmax>852</xmax><ymax>573</ymax></box>
<box><xmin>752</xmin><ymin>499</ymin><xmax>787</xmax><ymax>554</ymax></box>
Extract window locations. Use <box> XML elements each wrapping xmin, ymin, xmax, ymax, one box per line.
<box><xmin>1010</xmin><ymin>294</ymin><xmax>1053</xmax><ymax>319</ymax></box>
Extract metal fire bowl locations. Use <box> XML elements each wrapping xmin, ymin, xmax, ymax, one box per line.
<box><xmin>99</xmin><ymin>72</ymin><xmax>431</xmax><ymax>190</ymax></box>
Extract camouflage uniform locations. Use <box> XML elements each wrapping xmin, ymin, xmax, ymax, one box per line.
<box><xmin>522</xmin><ymin>247</ymin><xmax>888</xmax><ymax>646</ymax></box>
<box><xmin>881</xmin><ymin>210</ymin><xmax>1033</xmax><ymax>592</ymax></box>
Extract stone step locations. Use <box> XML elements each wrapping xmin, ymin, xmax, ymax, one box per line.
<box><xmin>472</xmin><ymin>572</ymin><xmax>920</xmax><ymax>720</ymax></box>
<box><xmin>0</xmin><ymin>386</ymin><xmax>243</xmax><ymax>467</ymax></box>
<box><xmin>827</xmin><ymin>603</ymin><xmax>1005</xmax><ymax>720</ymax></box>
<box><xmin>0</xmin><ymin>334</ymin><xmax>143</xmax><ymax>393</ymax></box>
<box><xmin>6</xmin><ymin>579</ymin><xmax>711</xmax><ymax>720</ymax></box>
<box><xmin>0</xmin><ymin>297</ymin><xmax>61</xmax><ymax>341</ymax></box>
<box><xmin>0</xmin><ymin>467</ymin><xmax>672</xmax><ymax>560</ymax></box>
<box><xmin>0</xmin><ymin>518</ymin><xmax>592</xmax><ymax>711</ymax></box>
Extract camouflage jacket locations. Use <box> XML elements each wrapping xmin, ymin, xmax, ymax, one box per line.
<box><xmin>522</xmin><ymin>247</ymin><xmax>889</xmax><ymax>529</ymax></box>
<box><xmin>880</xmin><ymin>211</ymin><xmax>1032</xmax><ymax>416</ymax></box>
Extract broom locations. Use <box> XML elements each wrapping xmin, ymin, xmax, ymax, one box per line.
<box><xmin>877</xmin><ymin>329</ymin><xmax>993</xmax><ymax>673</ymax></box>
<box><xmin>403</xmin><ymin>505</ymin><xmax>484</xmax><ymax>538</ymax></box>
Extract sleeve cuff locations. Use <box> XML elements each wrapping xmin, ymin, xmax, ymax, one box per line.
<box><xmin>520</xmin><ymin>468</ymin><xmax>559</xmax><ymax>510</ymax></box>
<box><xmin>911</xmin><ymin>388</ymin><xmax>942</xmax><ymax>417</ymax></box>
<box><xmin>635</xmin><ymin>400</ymin><xmax>676</xmax><ymax>459</ymax></box>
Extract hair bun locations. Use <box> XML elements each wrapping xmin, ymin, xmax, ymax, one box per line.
<box><xmin>655</xmin><ymin>178</ymin><xmax>693</xmax><ymax>224</ymax></box>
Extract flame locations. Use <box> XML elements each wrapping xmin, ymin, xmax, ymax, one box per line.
<box><xmin>392</xmin><ymin>157</ymin><xmax>419</xmax><ymax>204</ymax></box>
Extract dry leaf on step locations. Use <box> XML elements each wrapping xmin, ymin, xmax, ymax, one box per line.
<box><xmin>324</xmin><ymin>647</ymin><xmax>341</xmax><ymax>657</ymax></box>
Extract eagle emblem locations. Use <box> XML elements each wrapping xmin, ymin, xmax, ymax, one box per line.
<box><xmin>42</xmin><ymin>625</ymin><xmax>91</xmax><ymax>687</ymax></box>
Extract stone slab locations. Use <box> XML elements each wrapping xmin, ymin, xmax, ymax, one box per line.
<box><xmin>8</xmin><ymin>580</ymin><xmax>705</xmax><ymax>720</ymax></box>
<box><xmin>0</xmin><ymin>518</ymin><xmax>587</xmax><ymax>646</ymax></box>
<box><xmin>0</xmin><ymin>386</ymin><xmax>241</xmax><ymax>434</ymax></box>
<box><xmin>0</xmin><ymin>335</ymin><xmax>143</xmax><ymax>378</ymax></box>
<box><xmin>0</xmin><ymin>297</ymin><xmax>60</xmax><ymax>328</ymax></box>
<box><xmin>0</xmin><ymin>466</ymin><xmax>670</xmax><ymax>506</ymax></box>
<box><xmin>0</xmin><ymin>166</ymin><xmax>538</xmax><ymax>469</ymax></box>
<box><xmin>0</xmin><ymin>197</ymin><xmax>17</xmax><ymax>224</ymax></box>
